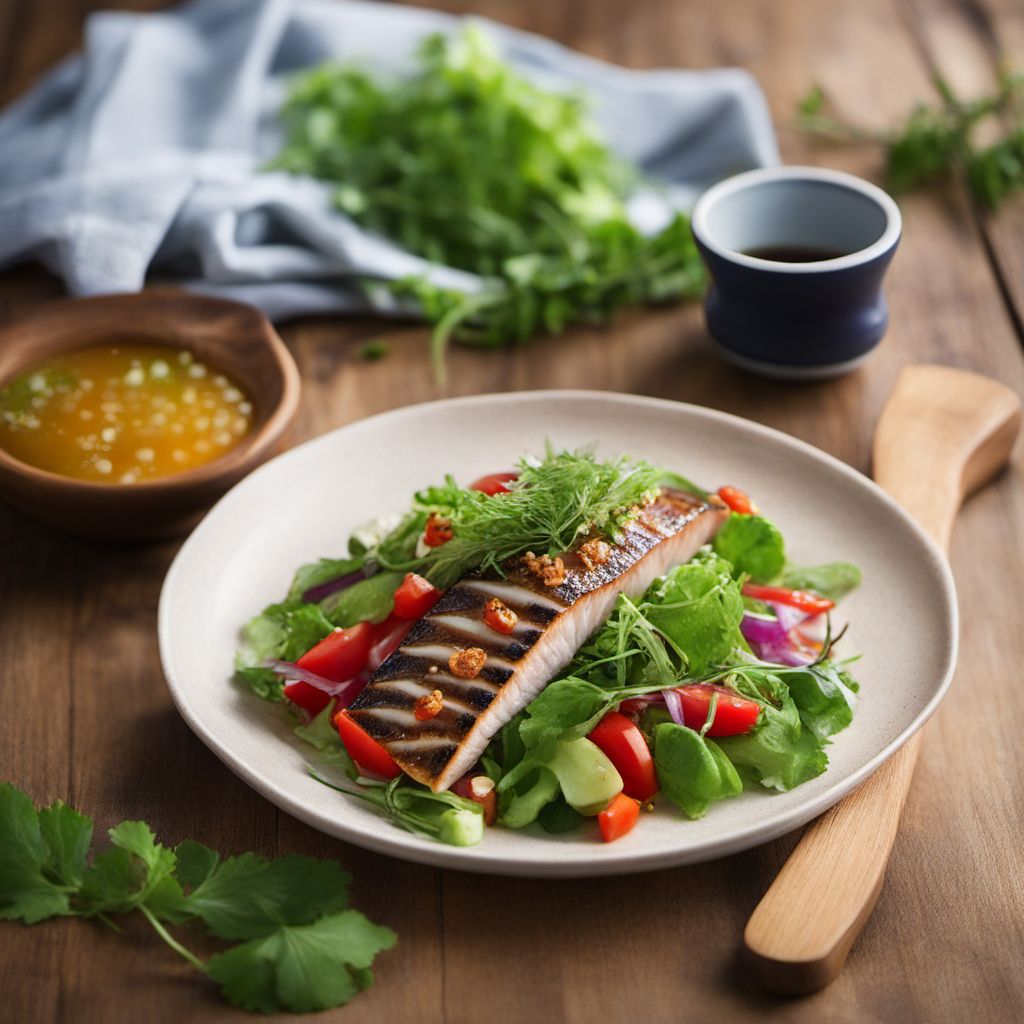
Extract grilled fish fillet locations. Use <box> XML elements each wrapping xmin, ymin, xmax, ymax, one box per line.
<box><xmin>347</xmin><ymin>490</ymin><xmax>727</xmax><ymax>792</ymax></box>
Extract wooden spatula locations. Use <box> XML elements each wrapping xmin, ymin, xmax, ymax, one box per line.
<box><xmin>743</xmin><ymin>364</ymin><xmax>1022</xmax><ymax>995</ymax></box>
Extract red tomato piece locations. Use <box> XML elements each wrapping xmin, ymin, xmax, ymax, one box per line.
<box><xmin>587</xmin><ymin>711</ymin><xmax>658</xmax><ymax>801</ymax></box>
<box><xmin>334</xmin><ymin>709</ymin><xmax>403</xmax><ymax>779</ymax></box>
<box><xmin>618</xmin><ymin>698</ymin><xmax>652</xmax><ymax>717</ymax></box>
<box><xmin>598</xmin><ymin>793</ymin><xmax>640</xmax><ymax>843</ymax></box>
<box><xmin>283</xmin><ymin>682</ymin><xmax>333</xmax><ymax>717</ymax></box>
<box><xmin>423</xmin><ymin>513</ymin><xmax>453</xmax><ymax>547</ymax></box>
<box><xmin>392</xmin><ymin>573</ymin><xmax>443</xmax><ymax>620</ymax></box>
<box><xmin>452</xmin><ymin>774</ymin><xmax>497</xmax><ymax>826</ymax></box>
<box><xmin>717</xmin><ymin>485</ymin><xmax>758</xmax><ymax>515</ymax></box>
<box><xmin>741</xmin><ymin>582</ymin><xmax>835</xmax><ymax>615</ymax></box>
<box><xmin>366</xmin><ymin>614</ymin><xmax>414</xmax><ymax>672</ymax></box>
<box><xmin>469</xmin><ymin>471</ymin><xmax>518</xmax><ymax>495</ymax></box>
<box><xmin>674</xmin><ymin>684</ymin><xmax>760</xmax><ymax>737</ymax></box>
<box><xmin>296</xmin><ymin>622</ymin><xmax>373</xmax><ymax>681</ymax></box>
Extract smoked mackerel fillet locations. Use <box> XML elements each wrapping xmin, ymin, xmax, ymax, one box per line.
<box><xmin>348</xmin><ymin>490</ymin><xmax>728</xmax><ymax>791</ymax></box>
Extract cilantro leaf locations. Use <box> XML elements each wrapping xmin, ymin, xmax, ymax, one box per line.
<box><xmin>174</xmin><ymin>840</ymin><xmax>220</xmax><ymax>891</ymax></box>
<box><xmin>0</xmin><ymin>783</ymin><xmax>73</xmax><ymax>923</ymax></box>
<box><xmin>206</xmin><ymin>911</ymin><xmax>397</xmax><ymax>1013</ymax></box>
<box><xmin>37</xmin><ymin>801</ymin><xmax>92</xmax><ymax>889</ymax></box>
<box><xmin>182</xmin><ymin>853</ymin><xmax>351</xmax><ymax>940</ymax></box>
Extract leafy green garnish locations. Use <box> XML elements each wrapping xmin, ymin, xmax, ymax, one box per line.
<box><xmin>234</xmin><ymin>600</ymin><xmax>336</xmax><ymax>700</ymax></box>
<box><xmin>273</xmin><ymin>28</ymin><xmax>704</xmax><ymax>377</ymax></box>
<box><xmin>797</xmin><ymin>70</ymin><xmax>1024</xmax><ymax>209</ymax></box>
<box><xmin>712</xmin><ymin>514</ymin><xmax>786</xmax><ymax>583</ymax></box>
<box><xmin>781</xmin><ymin>561</ymin><xmax>862</xmax><ymax>601</ymax></box>
<box><xmin>402</xmin><ymin>447</ymin><xmax>663</xmax><ymax>589</ymax></box>
<box><xmin>320</xmin><ymin>570</ymin><xmax>404</xmax><ymax>626</ymax></box>
<box><xmin>653</xmin><ymin>723</ymin><xmax>742</xmax><ymax>819</ymax></box>
<box><xmin>287</xmin><ymin>556</ymin><xmax>363</xmax><ymax>601</ymax></box>
<box><xmin>0</xmin><ymin>783</ymin><xmax>395</xmax><ymax>1013</ymax></box>
<box><xmin>309</xmin><ymin>772</ymin><xmax>484</xmax><ymax>847</ymax></box>
<box><xmin>358</xmin><ymin>339</ymin><xmax>389</xmax><ymax>361</ymax></box>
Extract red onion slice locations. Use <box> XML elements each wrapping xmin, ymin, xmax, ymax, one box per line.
<box><xmin>302</xmin><ymin>567</ymin><xmax>368</xmax><ymax>604</ymax></box>
<box><xmin>263</xmin><ymin>659</ymin><xmax>368</xmax><ymax>704</ymax></box>
<box><xmin>662</xmin><ymin>688</ymin><xmax>686</xmax><ymax>727</ymax></box>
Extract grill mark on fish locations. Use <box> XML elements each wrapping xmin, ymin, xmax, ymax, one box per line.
<box><xmin>359</xmin><ymin>677</ymin><xmax>487</xmax><ymax>717</ymax></box>
<box><xmin>398</xmin><ymin>643</ymin><xmax>519</xmax><ymax>675</ymax></box>
<box><xmin>349</xmin><ymin>489</ymin><xmax>728</xmax><ymax>790</ymax></box>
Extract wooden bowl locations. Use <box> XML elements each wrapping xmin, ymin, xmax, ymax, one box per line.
<box><xmin>0</xmin><ymin>290</ymin><xmax>300</xmax><ymax>542</ymax></box>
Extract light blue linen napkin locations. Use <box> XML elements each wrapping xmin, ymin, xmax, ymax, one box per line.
<box><xmin>0</xmin><ymin>0</ymin><xmax>778</xmax><ymax>321</ymax></box>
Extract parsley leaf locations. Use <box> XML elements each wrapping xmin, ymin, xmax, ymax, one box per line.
<box><xmin>182</xmin><ymin>853</ymin><xmax>352</xmax><ymax>940</ymax></box>
<box><xmin>206</xmin><ymin>911</ymin><xmax>396</xmax><ymax>1014</ymax></box>
<box><xmin>0</xmin><ymin>782</ymin><xmax>394</xmax><ymax>1014</ymax></box>
<box><xmin>273</xmin><ymin>28</ymin><xmax>705</xmax><ymax>377</ymax></box>
<box><xmin>0</xmin><ymin>783</ymin><xmax>73</xmax><ymax>923</ymax></box>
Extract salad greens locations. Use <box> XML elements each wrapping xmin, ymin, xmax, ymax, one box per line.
<box><xmin>483</xmin><ymin>548</ymin><xmax>858</xmax><ymax>824</ymax></box>
<box><xmin>0</xmin><ymin>782</ymin><xmax>394</xmax><ymax>1013</ymax></box>
<box><xmin>237</xmin><ymin>446</ymin><xmax>863</xmax><ymax>843</ymax></box>
<box><xmin>235</xmin><ymin>447</ymin><xmax>663</xmax><ymax>687</ymax></box>
<box><xmin>273</xmin><ymin>28</ymin><xmax>705</xmax><ymax>376</ymax></box>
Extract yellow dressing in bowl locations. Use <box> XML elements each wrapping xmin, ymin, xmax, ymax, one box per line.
<box><xmin>0</xmin><ymin>342</ymin><xmax>255</xmax><ymax>483</ymax></box>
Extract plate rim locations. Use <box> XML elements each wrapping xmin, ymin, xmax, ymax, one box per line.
<box><xmin>158</xmin><ymin>389</ymin><xmax>958</xmax><ymax>877</ymax></box>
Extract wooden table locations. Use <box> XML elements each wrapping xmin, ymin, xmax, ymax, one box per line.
<box><xmin>2</xmin><ymin>1</ymin><xmax>1022</xmax><ymax>1021</ymax></box>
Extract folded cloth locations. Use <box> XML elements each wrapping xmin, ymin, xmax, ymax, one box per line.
<box><xmin>0</xmin><ymin>0</ymin><xmax>778</xmax><ymax>321</ymax></box>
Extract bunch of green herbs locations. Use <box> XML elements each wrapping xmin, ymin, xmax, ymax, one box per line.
<box><xmin>798</xmin><ymin>69</ymin><xmax>1024</xmax><ymax>208</ymax></box>
<box><xmin>272</xmin><ymin>28</ymin><xmax>705</xmax><ymax>376</ymax></box>
<box><xmin>0</xmin><ymin>782</ymin><xmax>395</xmax><ymax>1014</ymax></box>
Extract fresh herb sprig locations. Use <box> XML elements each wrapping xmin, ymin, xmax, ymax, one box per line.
<box><xmin>273</xmin><ymin>28</ymin><xmax>705</xmax><ymax>377</ymax></box>
<box><xmin>798</xmin><ymin>69</ymin><xmax>1024</xmax><ymax>208</ymax></box>
<box><xmin>0</xmin><ymin>783</ymin><xmax>395</xmax><ymax>1014</ymax></box>
<box><xmin>386</xmin><ymin>447</ymin><xmax>664</xmax><ymax>589</ymax></box>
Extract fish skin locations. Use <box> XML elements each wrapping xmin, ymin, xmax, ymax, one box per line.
<box><xmin>347</xmin><ymin>490</ymin><xmax>727</xmax><ymax>791</ymax></box>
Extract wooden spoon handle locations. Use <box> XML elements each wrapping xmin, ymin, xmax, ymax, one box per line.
<box><xmin>743</xmin><ymin>365</ymin><xmax>1021</xmax><ymax>996</ymax></box>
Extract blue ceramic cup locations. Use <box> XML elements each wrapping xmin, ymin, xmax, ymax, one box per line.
<box><xmin>690</xmin><ymin>166</ymin><xmax>901</xmax><ymax>380</ymax></box>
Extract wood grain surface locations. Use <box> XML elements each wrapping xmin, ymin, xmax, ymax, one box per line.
<box><xmin>1</xmin><ymin>1</ymin><xmax>1022</xmax><ymax>1022</ymax></box>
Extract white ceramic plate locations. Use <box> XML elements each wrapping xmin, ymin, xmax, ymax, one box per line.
<box><xmin>159</xmin><ymin>391</ymin><xmax>957</xmax><ymax>877</ymax></box>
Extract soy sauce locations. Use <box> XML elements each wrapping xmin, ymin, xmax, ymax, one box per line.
<box><xmin>743</xmin><ymin>245</ymin><xmax>847</xmax><ymax>263</ymax></box>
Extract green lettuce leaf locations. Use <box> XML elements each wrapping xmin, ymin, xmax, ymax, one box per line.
<box><xmin>321</xmin><ymin>571</ymin><xmax>405</xmax><ymax>626</ymax></box>
<box><xmin>712</xmin><ymin>514</ymin><xmax>786</xmax><ymax>582</ymax></box>
<box><xmin>653</xmin><ymin>723</ymin><xmax>742</xmax><ymax>819</ymax></box>
<box><xmin>782</xmin><ymin>561</ymin><xmax>862</xmax><ymax>600</ymax></box>
<box><xmin>643</xmin><ymin>551</ymin><xmax>746</xmax><ymax>676</ymax></box>
<box><xmin>288</xmin><ymin>556</ymin><xmax>364</xmax><ymax>600</ymax></box>
<box><xmin>714</xmin><ymin>693</ymin><xmax>828</xmax><ymax>791</ymax></box>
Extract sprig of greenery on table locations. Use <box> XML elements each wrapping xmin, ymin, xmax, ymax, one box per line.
<box><xmin>0</xmin><ymin>782</ymin><xmax>395</xmax><ymax>1014</ymax></box>
<box><xmin>272</xmin><ymin>28</ymin><xmax>705</xmax><ymax>376</ymax></box>
<box><xmin>797</xmin><ymin>69</ymin><xmax>1024</xmax><ymax>208</ymax></box>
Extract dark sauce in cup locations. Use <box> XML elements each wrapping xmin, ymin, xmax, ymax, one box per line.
<box><xmin>743</xmin><ymin>245</ymin><xmax>847</xmax><ymax>263</ymax></box>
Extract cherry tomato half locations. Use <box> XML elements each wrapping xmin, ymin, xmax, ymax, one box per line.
<box><xmin>587</xmin><ymin>711</ymin><xmax>658</xmax><ymax>801</ymax></box>
<box><xmin>673</xmin><ymin>684</ymin><xmax>760</xmax><ymax>737</ymax></box>
<box><xmin>469</xmin><ymin>471</ymin><xmax>518</xmax><ymax>496</ymax></box>
<box><xmin>334</xmin><ymin>709</ymin><xmax>403</xmax><ymax>779</ymax></box>
<box><xmin>717</xmin><ymin>485</ymin><xmax>758</xmax><ymax>515</ymax></box>
<box><xmin>366</xmin><ymin>614</ymin><xmax>414</xmax><ymax>672</ymax></box>
<box><xmin>297</xmin><ymin>622</ymin><xmax>373</xmax><ymax>680</ymax></box>
<box><xmin>598</xmin><ymin>793</ymin><xmax>640</xmax><ymax>843</ymax></box>
<box><xmin>392</xmin><ymin>573</ymin><xmax>443</xmax><ymax>620</ymax></box>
